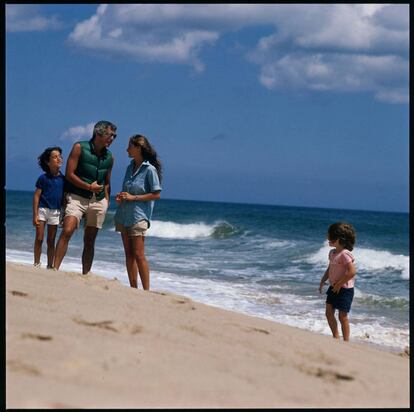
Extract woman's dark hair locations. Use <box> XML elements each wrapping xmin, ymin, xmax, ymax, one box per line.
<box><xmin>130</xmin><ymin>135</ymin><xmax>162</xmax><ymax>182</ymax></box>
<box><xmin>327</xmin><ymin>222</ymin><xmax>356</xmax><ymax>251</ymax></box>
<box><xmin>38</xmin><ymin>146</ymin><xmax>62</xmax><ymax>173</ymax></box>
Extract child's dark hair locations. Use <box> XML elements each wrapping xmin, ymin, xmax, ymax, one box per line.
<box><xmin>328</xmin><ymin>222</ymin><xmax>356</xmax><ymax>251</ymax></box>
<box><xmin>38</xmin><ymin>147</ymin><xmax>62</xmax><ymax>173</ymax></box>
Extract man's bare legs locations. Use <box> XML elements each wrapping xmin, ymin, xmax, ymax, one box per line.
<box><xmin>53</xmin><ymin>216</ymin><xmax>78</xmax><ymax>270</ymax></box>
<box><xmin>82</xmin><ymin>226</ymin><xmax>99</xmax><ymax>274</ymax></box>
<box><xmin>46</xmin><ymin>225</ymin><xmax>58</xmax><ymax>268</ymax></box>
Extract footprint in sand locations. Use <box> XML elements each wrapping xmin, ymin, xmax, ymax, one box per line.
<box><xmin>299</xmin><ymin>365</ymin><xmax>354</xmax><ymax>382</ymax></box>
<box><xmin>173</xmin><ymin>298</ymin><xmax>197</xmax><ymax>310</ymax></box>
<box><xmin>21</xmin><ymin>333</ymin><xmax>53</xmax><ymax>341</ymax></box>
<box><xmin>174</xmin><ymin>298</ymin><xmax>189</xmax><ymax>304</ymax></box>
<box><xmin>129</xmin><ymin>325</ymin><xmax>143</xmax><ymax>335</ymax></box>
<box><xmin>180</xmin><ymin>324</ymin><xmax>205</xmax><ymax>337</ymax></box>
<box><xmin>246</xmin><ymin>326</ymin><xmax>270</xmax><ymax>335</ymax></box>
<box><xmin>7</xmin><ymin>359</ymin><xmax>41</xmax><ymax>376</ymax></box>
<box><xmin>9</xmin><ymin>290</ymin><xmax>28</xmax><ymax>297</ymax></box>
<box><xmin>152</xmin><ymin>291</ymin><xmax>168</xmax><ymax>296</ymax></box>
<box><xmin>72</xmin><ymin>317</ymin><xmax>118</xmax><ymax>332</ymax></box>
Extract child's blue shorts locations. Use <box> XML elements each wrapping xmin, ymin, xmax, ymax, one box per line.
<box><xmin>326</xmin><ymin>286</ymin><xmax>354</xmax><ymax>313</ymax></box>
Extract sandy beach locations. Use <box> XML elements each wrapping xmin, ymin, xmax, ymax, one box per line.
<box><xmin>6</xmin><ymin>261</ymin><xmax>409</xmax><ymax>408</ymax></box>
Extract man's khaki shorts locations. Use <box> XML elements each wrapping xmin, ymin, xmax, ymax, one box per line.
<box><xmin>64</xmin><ymin>193</ymin><xmax>108</xmax><ymax>229</ymax></box>
<box><xmin>115</xmin><ymin>220</ymin><xmax>149</xmax><ymax>237</ymax></box>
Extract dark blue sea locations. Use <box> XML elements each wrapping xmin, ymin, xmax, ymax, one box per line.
<box><xmin>6</xmin><ymin>190</ymin><xmax>409</xmax><ymax>352</ymax></box>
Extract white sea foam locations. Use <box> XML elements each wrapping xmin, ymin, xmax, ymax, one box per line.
<box><xmin>147</xmin><ymin>220</ymin><xmax>236</xmax><ymax>240</ymax></box>
<box><xmin>6</xmin><ymin>248</ymin><xmax>128</xmax><ymax>283</ymax></box>
<box><xmin>6</xmin><ymin>249</ymin><xmax>408</xmax><ymax>352</ymax></box>
<box><xmin>150</xmin><ymin>269</ymin><xmax>408</xmax><ymax>351</ymax></box>
<box><xmin>265</xmin><ymin>240</ymin><xmax>294</xmax><ymax>249</ymax></box>
<box><xmin>306</xmin><ymin>244</ymin><xmax>409</xmax><ymax>279</ymax></box>
<box><xmin>147</xmin><ymin>220</ymin><xmax>214</xmax><ymax>239</ymax></box>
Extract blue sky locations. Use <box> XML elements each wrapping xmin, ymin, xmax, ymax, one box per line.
<box><xmin>6</xmin><ymin>4</ymin><xmax>409</xmax><ymax>212</ymax></box>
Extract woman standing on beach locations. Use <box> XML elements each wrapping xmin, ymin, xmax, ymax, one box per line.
<box><xmin>114</xmin><ymin>135</ymin><xmax>162</xmax><ymax>290</ymax></box>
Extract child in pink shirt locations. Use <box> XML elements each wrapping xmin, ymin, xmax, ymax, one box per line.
<box><xmin>319</xmin><ymin>222</ymin><xmax>356</xmax><ymax>341</ymax></box>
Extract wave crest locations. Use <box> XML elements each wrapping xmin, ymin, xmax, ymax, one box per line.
<box><xmin>306</xmin><ymin>244</ymin><xmax>409</xmax><ymax>279</ymax></box>
<box><xmin>148</xmin><ymin>220</ymin><xmax>239</xmax><ymax>240</ymax></box>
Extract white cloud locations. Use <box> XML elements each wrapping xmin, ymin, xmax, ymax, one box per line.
<box><xmin>6</xmin><ymin>4</ymin><xmax>63</xmax><ymax>32</ymax></box>
<box><xmin>68</xmin><ymin>4</ymin><xmax>221</xmax><ymax>72</ymax></box>
<box><xmin>60</xmin><ymin>122</ymin><xmax>95</xmax><ymax>142</ymax></box>
<box><xmin>68</xmin><ymin>4</ymin><xmax>408</xmax><ymax>103</ymax></box>
<box><xmin>248</xmin><ymin>4</ymin><xmax>409</xmax><ymax>103</ymax></box>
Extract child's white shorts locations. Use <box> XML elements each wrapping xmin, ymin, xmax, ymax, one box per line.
<box><xmin>38</xmin><ymin>207</ymin><xmax>61</xmax><ymax>225</ymax></box>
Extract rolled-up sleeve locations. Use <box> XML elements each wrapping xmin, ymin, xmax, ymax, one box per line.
<box><xmin>147</xmin><ymin>168</ymin><xmax>162</xmax><ymax>193</ymax></box>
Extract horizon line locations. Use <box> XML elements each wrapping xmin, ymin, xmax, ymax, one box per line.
<box><xmin>5</xmin><ymin>188</ymin><xmax>408</xmax><ymax>215</ymax></box>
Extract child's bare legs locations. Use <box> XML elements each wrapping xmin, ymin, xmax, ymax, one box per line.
<box><xmin>34</xmin><ymin>221</ymin><xmax>46</xmax><ymax>265</ymax></box>
<box><xmin>46</xmin><ymin>225</ymin><xmax>58</xmax><ymax>268</ymax></box>
<box><xmin>338</xmin><ymin>311</ymin><xmax>350</xmax><ymax>341</ymax></box>
<box><xmin>325</xmin><ymin>304</ymin><xmax>340</xmax><ymax>339</ymax></box>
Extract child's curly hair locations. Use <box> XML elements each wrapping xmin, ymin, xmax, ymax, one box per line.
<box><xmin>38</xmin><ymin>147</ymin><xmax>62</xmax><ymax>173</ymax></box>
<box><xmin>327</xmin><ymin>222</ymin><xmax>356</xmax><ymax>251</ymax></box>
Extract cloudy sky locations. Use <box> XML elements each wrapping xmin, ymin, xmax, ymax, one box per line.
<box><xmin>6</xmin><ymin>4</ymin><xmax>409</xmax><ymax>212</ymax></box>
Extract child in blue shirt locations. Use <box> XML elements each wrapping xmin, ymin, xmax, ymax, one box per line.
<box><xmin>33</xmin><ymin>147</ymin><xmax>65</xmax><ymax>269</ymax></box>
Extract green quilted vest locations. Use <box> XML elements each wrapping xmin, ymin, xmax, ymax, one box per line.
<box><xmin>65</xmin><ymin>140</ymin><xmax>113</xmax><ymax>200</ymax></box>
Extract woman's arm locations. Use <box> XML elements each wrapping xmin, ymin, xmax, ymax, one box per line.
<box><xmin>118</xmin><ymin>191</ymin><xmax>161</xmax><ymax>202</ymax></box>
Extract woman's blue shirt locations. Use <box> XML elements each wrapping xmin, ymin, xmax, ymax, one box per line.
<box><xmin>114</xmin><ymin>160</ymin><xmax>161</xmax><ymax>227</ymax></box>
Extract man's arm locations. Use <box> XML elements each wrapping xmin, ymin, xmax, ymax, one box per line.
<box><xmin>104</xmin><ymin>155</ymin><xmax>114</xmax><ymax>202</ymax></box>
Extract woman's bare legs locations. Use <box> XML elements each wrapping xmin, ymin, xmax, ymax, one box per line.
<box><xmin>121</xmin><ymin>233</ymin><xmax>150</xmax><ymax>290</ymax></box>
<box><xmin>133</xmin><ymin>236</ymin><xmax>149</xmax><ymax>290</ymax></box>
<box><xmin>121</xmin><ymin>232</ymin><xmax>138</xmax><ymax>288</ymax></box>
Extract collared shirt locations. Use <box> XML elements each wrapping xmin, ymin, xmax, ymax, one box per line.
<box><xmin>36</xmin><ymin>172</ymin><xmax>65</xmax><ymax>209</ymax></box>
<box><xmin>114</xmin><ymin>160</ymin><xmax>162</xmax><ymax>227</ymax></box>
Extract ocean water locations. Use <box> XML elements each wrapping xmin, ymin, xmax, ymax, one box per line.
<box><xmin>6</xmin><ymin>190</ymin><xmax>409</xmax><ymax>352</ymax></box>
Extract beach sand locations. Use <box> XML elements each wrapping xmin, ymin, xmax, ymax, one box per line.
<box><xmin>6</xmin><ymin>261</ymin><xmax>409</xmax><ymax>408</ymax></box>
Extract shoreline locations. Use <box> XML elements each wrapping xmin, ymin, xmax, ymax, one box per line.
<box><xmin>6</xmin><ymin>258</ymin><xmax>408</xmax><ymax>355</ymax></box>
<box><xmin>6</xmin><ymin>261</ymin><xmax>409</xmax><ymax>408</ymax></box>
